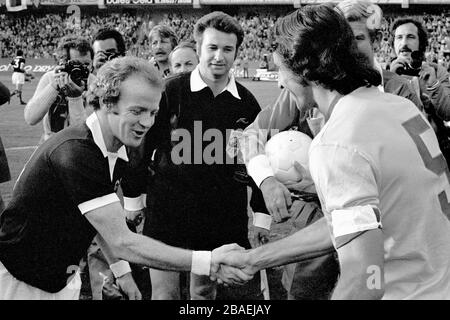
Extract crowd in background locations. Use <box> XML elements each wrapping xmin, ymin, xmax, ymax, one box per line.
<box><xmin>1</xmin><ymin>8</ymin><xmax>450</xmax><ymax>70</ymax></box>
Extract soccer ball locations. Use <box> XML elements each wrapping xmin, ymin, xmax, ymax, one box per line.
<box><xmin>265</xmin><ymin>130</ymin><xmax>312</xmax><ymax>185</ymax></box>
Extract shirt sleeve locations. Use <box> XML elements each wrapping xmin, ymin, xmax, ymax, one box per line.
<box><xmin>427</xmin><ymin>64</ymin><xmax>450</xmax><ymax>122</ymax></box>
<box><xmin>309</xmin><ymin>143</ymin><xmax>382</xmax><ymax>249</ymax></box>
<box><xmin>67</xmin><ymin>96</ymin><xmax>87</xmax><ymax>127</ymax></box>
<box><xmin>25</xmin><ymin>71</ymin><xmax>58</xmax><ymax>125</ymax></box>
<box><xmin>49</xmin><ymin>139</ymin><xmax>120</xmax><ymax>215</ymax></box>
<box><xmin>241</xmin><ymin>88</ymin><xmax>299</xmax><ymax>187</ymax></box>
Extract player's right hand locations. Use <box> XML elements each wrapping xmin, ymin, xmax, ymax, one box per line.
<box><xmin>260</xmin><ymin>176</ymin><xmax>292</xmax><ymax>223</ymax></box>
<box><xmin>115</xmin><ymin>272</ymin><xmax>142</xmax><ymax>300</ymax></box>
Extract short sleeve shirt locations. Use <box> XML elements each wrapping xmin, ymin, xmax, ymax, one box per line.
<box><xmin>310</xmin><ymin>86</ymin><xmax>450</xmax><ymax>299</ymax></box>
<box><xmin>0</xmin><ymin>113</ymin><xmax>127</xmax><ymax>293</ymax></box>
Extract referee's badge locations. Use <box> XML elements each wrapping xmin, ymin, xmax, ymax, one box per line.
<box><xmin>226</xmin><ymin>129</ymin><xmax>243</xmax><ymax>159</ymax></box>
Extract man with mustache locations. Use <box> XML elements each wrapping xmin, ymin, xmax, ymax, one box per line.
<box><xmin>231</xmin><ymin>4</ymin><xmax>450</xmax><ymax>300</ymax></box>
<box><xmin>149</xmin><ymin>25</ymin><xmax>178</xmax><ymax>79</ymax></box>
<box><xmin>390</xmin><ymin>18</ymin><xmax>450</xmax><ymax>163</ymax></box>
<box><xmin>240</xmin><ymin>0</ymin><xmax>423</xmax><ymax>300</ymax></box>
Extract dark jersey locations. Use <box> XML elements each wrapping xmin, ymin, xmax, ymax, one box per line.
<box><xmin>137</xmin><ymin>72</ymin><xmax>262</xmax><ymax>250</ymax></box>
<box><xmin>11</xmin><ymin>56</ymin><xmax>25</xmax><ymax>73</ymax></box>
<box><xmin>0</xmin><ymin>123</ymin><xmax>128</xmax><ymax>293</ymax></box>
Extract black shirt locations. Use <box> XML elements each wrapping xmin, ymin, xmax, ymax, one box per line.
<box><xmin>128</xmin><ymin>71</ymin><xmax>262</xmax><ymax>250</ymax></box>
<box><xmin>0</xmin><ymin>123</ymin><xmax>128</xmax><ymax>293</ymax></box>
<box><xmin>11</xmin><ymin>56</ymin><xmax>25</xmax><ymax>73</ymax></box>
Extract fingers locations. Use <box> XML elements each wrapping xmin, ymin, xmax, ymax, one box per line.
<box><xmin>215</xmin><ymin>265</ymin><xmax>253</xmax><ymax>286</ymax></box>
<box><xmin>220</xmin><ymin>243</ymin><xmax>245</xmax><ymax>252</ymax></box>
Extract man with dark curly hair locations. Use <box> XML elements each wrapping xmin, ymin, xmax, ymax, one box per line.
<box><xmin>227</xmin><ymin>4</ymin><xmax>450</xmax><ymax>300</ymax></box>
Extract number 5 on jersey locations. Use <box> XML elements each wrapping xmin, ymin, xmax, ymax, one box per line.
<box><xmin>403</xmin><ymin>114</ymin><xmax>450</xmax><ymax>219</ymax></box>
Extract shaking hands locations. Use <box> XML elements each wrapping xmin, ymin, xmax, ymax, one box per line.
<box><xmin>209</xmin><ymin>243</ymin><xmax>257</xmax><ymax>286</ymax></box>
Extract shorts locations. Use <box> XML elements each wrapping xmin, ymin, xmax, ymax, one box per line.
<box><xmin>143</xmin><ymin>178</ymin><xmax>251</xmax><ymax>251</ymax></box>
<box><xmin>0</xmin><ymin>260</ymin><xmax>81</xmax><ymax>300</ymax></box>
<box><xmin>12</xmin><ymin>72</ymin><xmax>25</xmax><ymax>85</ymax></box>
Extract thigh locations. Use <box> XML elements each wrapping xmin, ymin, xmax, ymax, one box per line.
<box><xmin>189</xmin><ymin>273</ymin><xmax>216</xmax><ymax>300</ymax></box>
<box><xmin>149</xmin><ymin>268</ymin><xmax>181</xmax><ymax>300</ymax></box>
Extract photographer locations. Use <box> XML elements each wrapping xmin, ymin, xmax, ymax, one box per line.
<box><xmin>390</xmin><ymin>18</ymin><xmax>450</xmax><ymax>122</ymax></box>
<box><xmin>24</xmin><ymin>36</ymin><xmax>93</xmax><ymax>142</ymax></box>
<box><xmin>92</xmin><ymin>28</ymin><xmax>126</xmax><ymax>76</ymax></box>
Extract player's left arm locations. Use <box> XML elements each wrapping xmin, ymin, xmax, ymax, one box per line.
<box><xmin>310</xmin><ymin>143</ymin><xmax>385</xmax><ymax>299</ymax></box>
<box><xmin>332</xmin><ymin>228</ymin><xmax>384</xmax><ymax>299</ymax></box>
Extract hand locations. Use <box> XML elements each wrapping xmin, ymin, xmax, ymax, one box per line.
<box><xmin>284</xmin><ymin>161</ymin><xmax>316</xmax><ymax>193</ymax></box>
<box><xmin>419</xmin><ymin>63</ymin><xmax>437</xmax><ymax>88</ymax></box>
<box><xmin>215</xmin><ymin>264</ymin><xmax>253</xmax><ymax>286</ymax></box>
<box><xmin>125</xmin><ymin>209</ymin><xmax>145</xmax><ymax>227</ymax></box>
<box><xmin>249</xmin><ymin>225</ymin><xmax>269</xmax><ymax>249</ymax></box>
<box><xmin>390</xmin><ymin>56</ymin><xmax>411</xmax><ymax>75</ymax></box>
<box><xmin>49</xmin><ymin>66</ymin><xmax>64</xmax><ymax>90</ymax></box>
<box><xmin>260</xmin><ymin>176</ymin><xmax>292</xmax><ymax>223</ymax></box>
<box><xmin>56</xmin><ymin>72</ymin><xmax>85</xmax><ymax>98</ymax></box>
<box><xmin>210</xmin><ymin>243</ymin><xmax>254</xmax><ymax>284</ymax></box>
<box><xmin>115</xmin><ymin>272</ymin><xmax>142</xmax><ymax>300</ymax></box>
<box><xmin>211</xmin><ymin>244</ymin><xmax>258</xmax><ymax>282</ymax></box>
<box><xmin>93</xmin><ymin>51</ymin><xmax>109</xmax><ymax>73</ymax></box>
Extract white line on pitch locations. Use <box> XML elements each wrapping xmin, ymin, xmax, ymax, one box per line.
<box><xmin>5</xmin><ymin>146</ymin><xmax>38</xmax><ymax>151</ymax></box>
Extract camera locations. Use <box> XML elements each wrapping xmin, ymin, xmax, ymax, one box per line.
<box><xmin>59</xmin><ymin>60</ymin><xmax>90</xmax><ymax>87</ymax></box>
<box><xmin>99</xmin><ymin>50</ymin><xmax>120</xmax><ymax>62</ymax></box>
<box><xmin>394</xmin><ymin>51</ymin><xmax>423</xmax><ymax>77</ymax></box>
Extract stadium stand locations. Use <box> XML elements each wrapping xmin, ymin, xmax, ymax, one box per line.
<box><xmin>1</xmin><ymin>6</ymin><xmax>450</xmax><ymax>71</ymax></box>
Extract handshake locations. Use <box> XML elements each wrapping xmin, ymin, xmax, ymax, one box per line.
<box><xmin>209</xmin><ymin>243</ymin><xmax>258</xmax><ymax>286</ymax></box>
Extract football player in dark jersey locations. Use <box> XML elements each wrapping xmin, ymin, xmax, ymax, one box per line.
<box><xmin>10</xmin><ymin>49</ymin><xmax>26</xmax><ymax>105</ymax></box>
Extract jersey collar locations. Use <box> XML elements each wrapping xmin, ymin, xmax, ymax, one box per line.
<box><xmin>190</xmin><ymin>66</ymin><xmax>241</xmax><ymax>100</ymax></box>
<box><xmin>86</xmin><ymin>112</ymin><xmax>129</xmax><ymax>162</ymax></box>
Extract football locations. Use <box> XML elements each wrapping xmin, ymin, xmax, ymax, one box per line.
<box><xmin>265</xmin><ymin>130</ymin><xmax>312</xmax><ymax>185</ymax></box>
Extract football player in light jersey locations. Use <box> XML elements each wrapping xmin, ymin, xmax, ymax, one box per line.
<box><xmin>10</xmin><ymin>49</ymin><xmax>27</xmax><ymax>105</ymax></box>
<box><xmin>223</xmin><ymin>5</ymin><xmax>450</xmax><ymax>299</ymax></box>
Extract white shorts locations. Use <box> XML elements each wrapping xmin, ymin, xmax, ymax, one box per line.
<box><xmin>0</xmin><ymin>260</ymin><xmax>81</xmax><ymax>300</ymax></box>
<box><xmin>12</xmin><ymin>72</ymin><xmax>25</xmax><ymax>85</ymax></box>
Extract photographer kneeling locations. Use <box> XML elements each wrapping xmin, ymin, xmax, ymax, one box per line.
<box><xmin>390</xmin><ymin>18</ymin><xmax>450</xmax><ymax>163</ymax></box>
<box><xmin>24</xmin><ymin>36</ymin><xmax>93</xmax><ymax>142</ymax></box>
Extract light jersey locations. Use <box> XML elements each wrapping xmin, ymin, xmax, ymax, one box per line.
<box><xmin>309</xmin><ymin>86</ymin><xmax>450</xmax><ymax>299</ymax></box>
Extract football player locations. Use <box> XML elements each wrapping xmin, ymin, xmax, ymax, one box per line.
<box><xmin>10</xmin><ymin>49</ymin><xmax>26</xmax><ymax>105</ymax></box>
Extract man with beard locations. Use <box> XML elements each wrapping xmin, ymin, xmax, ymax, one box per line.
<box><xmin>240</xmin><ymin>0</ymin><xmax>423</xmax><ymax>300</ymax></box>
<box><xmin>390</xmin><ymin>18</ymin><xmax>450</xmax><ymax>163</ymax></box>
